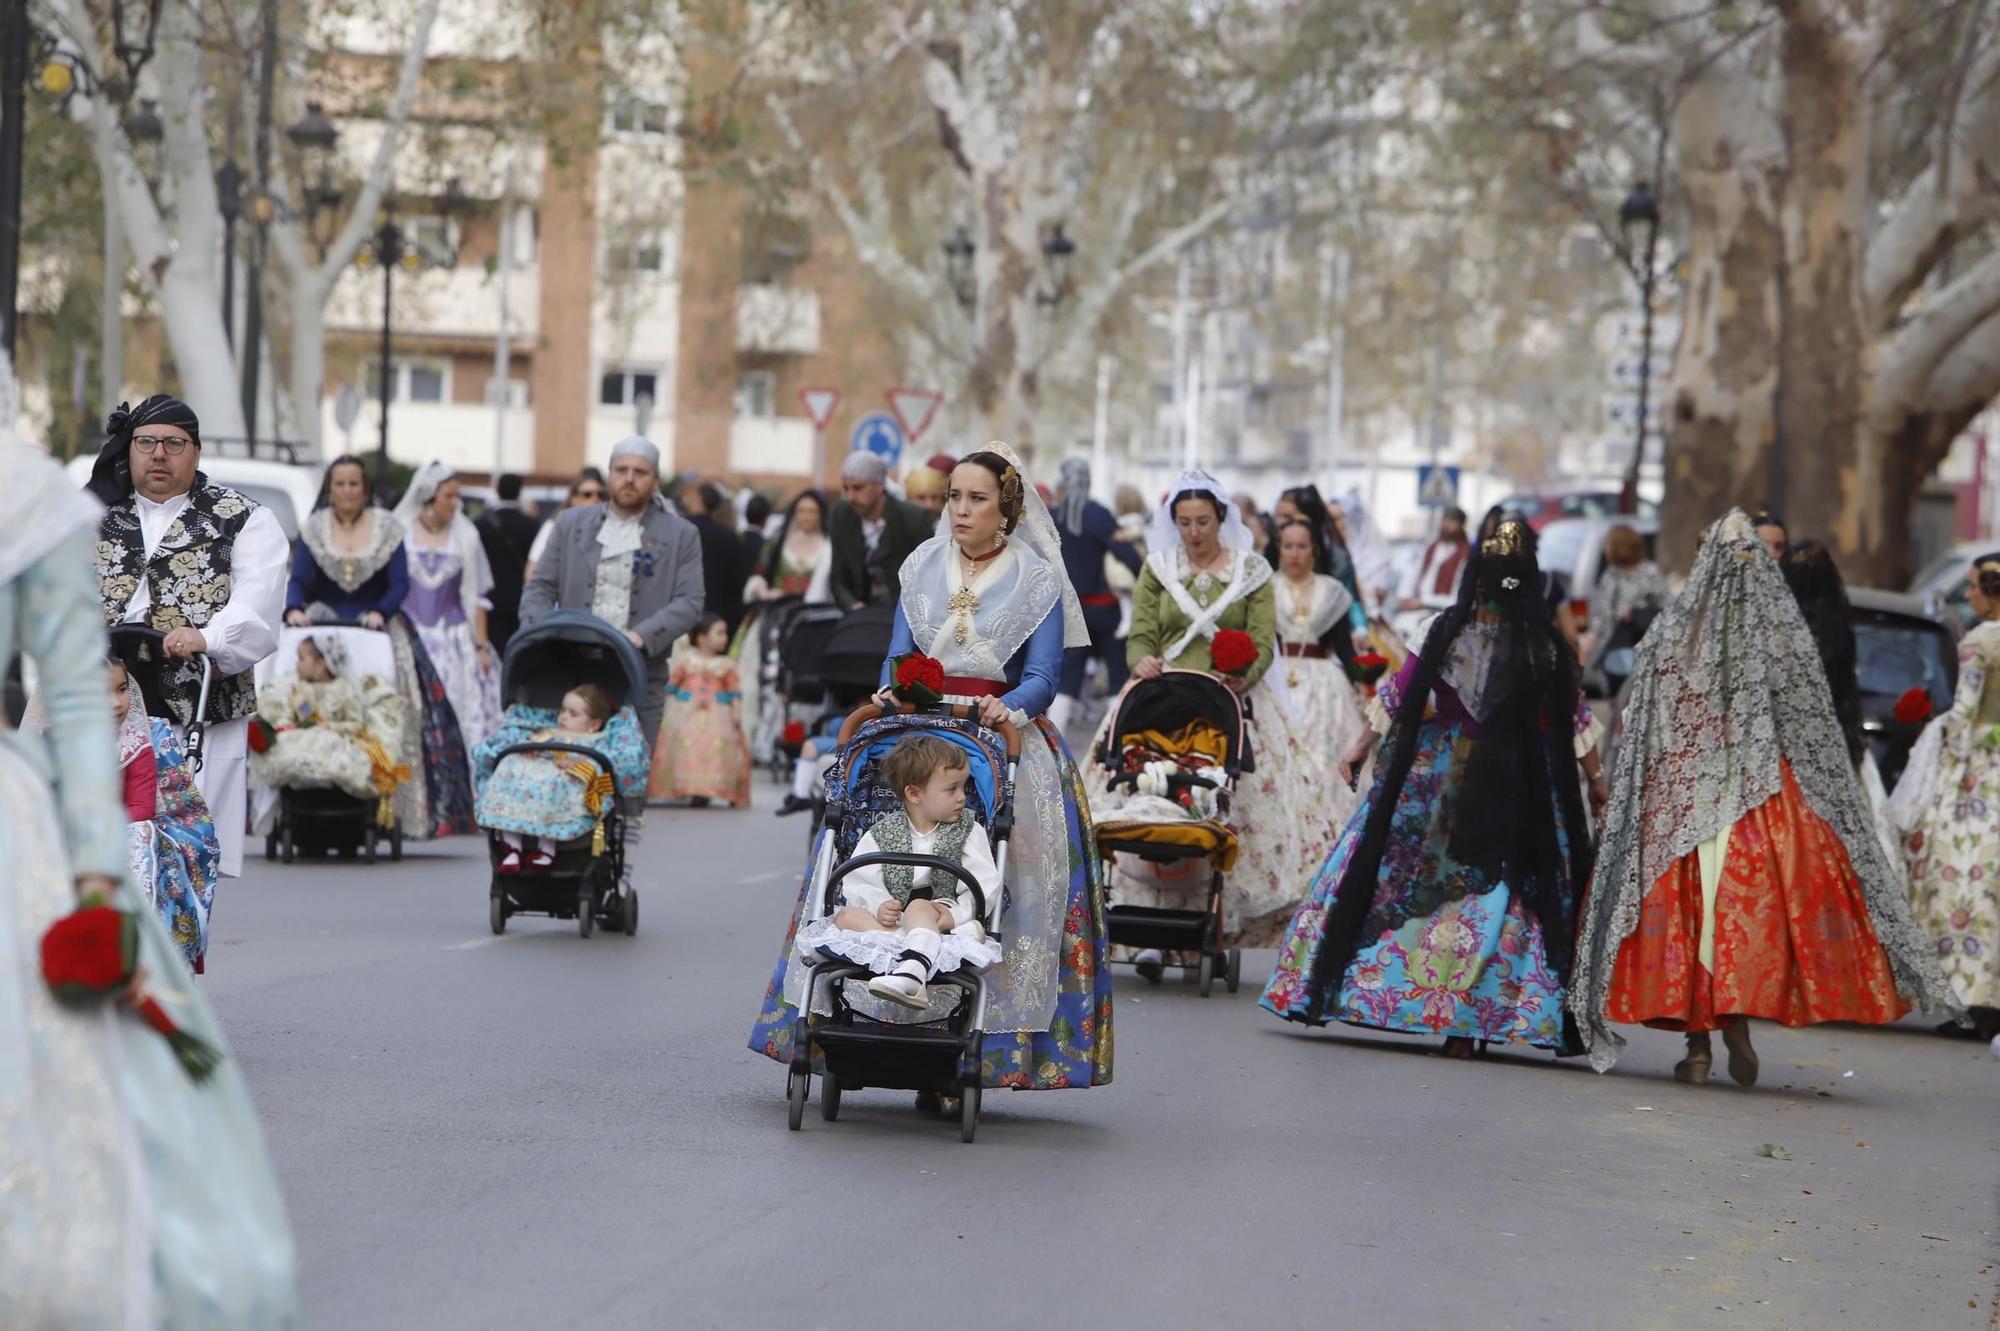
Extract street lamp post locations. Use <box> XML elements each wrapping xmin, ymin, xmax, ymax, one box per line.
<box><xmin>216</xmin><ymin>158</ymin><xmax>243</xmax><ymax>348</ymax></box>
<box><xmin>361</xmin><ymin>216</ymin><xmax>408</xmax><ymax>492</ymax></box>
<box><xmin>0</xmin><ymin>2</ymin><xmax>27</xmax><ymax>359</ymax></box>
<box><xmin>1619</xmin><ymin>181</ymin><xmax>1662</xmax><ymax>515</ymax></box>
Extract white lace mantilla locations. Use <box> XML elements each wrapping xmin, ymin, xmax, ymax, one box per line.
<box><xmin>1569</xmin><ymin>510</ymin><xmax>1959</xmax><ymax>1069</ymax></box>
<box><xmin>901</xmin><ymin>538</ymin><xmax>1062</xmax><ymax>683</ymax></box>
<box><xmin>299</xmin><ymin>508</ymin><xmax>404</xmax><ymax>595</ymax></box>
<box><xmin>1146</xmin><ymin>545</ymin><xmax>1273</xmax><ymax>660</ymax></box>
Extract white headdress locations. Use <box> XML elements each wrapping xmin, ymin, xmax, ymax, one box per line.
<box><xmin>950</xmin><ymin>442</ymin><xmax>1090</xmax><ymax>649</ymax></box>
<box><xmin>393</xmin><ymin>460</ymin><xmax>455</xmax><ymax>527</ymax></box>
<box><xmin>1147</xmin><ymin>469</ymin><xmax>1257</xmax><ymax>558</ymax></box>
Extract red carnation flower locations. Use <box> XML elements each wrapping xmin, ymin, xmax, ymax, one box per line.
<box><xmin>890</xmin><ymin>651</ymin><xmax>945</xmax><ymax>706</ymax></box>
<box><xmin>780</xmin><ymin>720</ymin><xmax>807</xmax><ymax>747</ymax></box>
<box><xmin>1211</xmin><ymin>629</ymin><xmax>1257</xmax><ymax>675</ymax></box>
<box><xmin>1893</xmin><ymin>687</ymin><xmax>1933</xmax><ymax>725</ymax></box>
<box><xmin>40</xmin><ymin>903</ymin><xmax>136</xmax><ymax>997</ymax></box>
<box><xmin>247</xmin><ymin>717</ymin><xmax>274</xmax><ymax>753</ymax></box>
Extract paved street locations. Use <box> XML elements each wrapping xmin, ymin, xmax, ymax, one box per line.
<box><xmin>206</xmin><ymin>780</ymin><xmax>1999</xmax><ymax>1331</ymax></box>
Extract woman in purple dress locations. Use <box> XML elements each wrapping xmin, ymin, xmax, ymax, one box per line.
<box><xmin>394</xmin><ymin>464</ymin><xmax>502</xmax><ymax>797</ymax></box>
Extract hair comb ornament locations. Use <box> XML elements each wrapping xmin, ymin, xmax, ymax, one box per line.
<box><xmin>1480</xmin><ymin>516</ymin><xmax>1530</xmax><ymax>559</ymax></box>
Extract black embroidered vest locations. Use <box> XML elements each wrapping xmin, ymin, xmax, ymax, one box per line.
<box><xmin>95</xmin><ymin>476</ymin><xmax>261</xmax><ymax>726</ymax></box>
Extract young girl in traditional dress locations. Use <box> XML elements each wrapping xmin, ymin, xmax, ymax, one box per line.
<box><xmin>794</xmin><ymin>734</ymin><xmax>1003</xmax><ymax>1009</ymax></box>
<box><xmin>109</xmin><ymin>656</ymin><xmax>220</xmax><ymax>972</ymax></box>
<box><xmin>650</xmin><ymin>612</ymin><xmax>752</xmax><ymax>807</ymax></box>
<box><xmin>475</xmin><ymin>684</ymin><xmax>649</xmax><ymax>872</ymax></box>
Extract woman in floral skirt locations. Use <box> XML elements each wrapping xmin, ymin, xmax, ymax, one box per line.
<box><xmin>1891</xmin><ymin>551</ymin><xmax>2000</xmax><ymax>1042</ymax></box>
<box><xmin>1262</xmin><ymin>516</ymin><xmax>1607</xmax><ymax>1057</ymax></box>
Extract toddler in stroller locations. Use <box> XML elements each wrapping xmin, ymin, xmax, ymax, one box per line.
<box><xmin>478</xmin><ymin>683</ymin><xmax>643</xmax><ymax>871</ymax></box>
<box><xmin>796</xmin><ymin>734</ymin><xmax>1003</xmax><ymax>1009</ymax></box>
<box><xmin>477</xmin><ymin>612</ymin><xmax>651</xmax><ymax>937</ymax></box>
<box><xmin>781</xmin><ymin>706</ymin><xmax>1018</xmax><ymax>1140</ymax></box>
<box><xmin>251</xmin><ymin>626</ymin><xmax>409</xmax><ymax>863</ymax></box>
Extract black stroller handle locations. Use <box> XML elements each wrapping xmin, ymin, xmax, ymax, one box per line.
<box><xmin>488</xmin><ymin>741</ymin><xmax>618</xmax><ymax>781</ymax></box>
<box><xmin>836</xmin><ymin>699</ymin><xmax>1022</xmax><ymax>760</ymax></box>
<box><xmin>825</xmin><ymin>851</ymin><xmax>989</xmax><ymax>924</ymax></box>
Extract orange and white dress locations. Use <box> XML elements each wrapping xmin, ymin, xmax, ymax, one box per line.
<box><xmin>648</xmin><ymin>653</ymin><xmax>751</xmax><ymax>806</ymax></box>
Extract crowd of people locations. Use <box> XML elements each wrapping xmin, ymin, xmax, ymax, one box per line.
<box><xmin>5</xmin><ymin>381</ymin><xmax>1998</xmax><ymax>1320</ymax></box>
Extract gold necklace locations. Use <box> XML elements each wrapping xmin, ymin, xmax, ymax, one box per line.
<box><xmin>949</xmin><ymin>539</ymin><xmax>1005</xmax><ymax>644</ymax></box>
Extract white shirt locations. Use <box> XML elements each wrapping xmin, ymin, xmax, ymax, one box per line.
<box><xmin>119</xmin><ymin>489</ymin><xmax>288</xmax><ymax>679</ymax></box>
<box><xmin>839</xmin><ymin>820</ymin><xmax>1001</xmax><ymax>930</ymax></box>
<box><xmin>861</xmin><ymin>515</ymin><xmax>886</xmax><ymax>553</ymax></box>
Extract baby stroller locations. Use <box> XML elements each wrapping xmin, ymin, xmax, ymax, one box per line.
<box><xmin>258</xmin><ymin>623</ymin><xmax>403</xmax><ymax>865</ymax></box>
<box><xmin>783</xmin><ymin>702</ymin><xmax>1017</xmax><ymax>1143</ymax></box>
<box><xmin>749</xmin><ymin>593</ymin><xmax>807</xmax><ymax>781</ymax></box>
<box><xmin>108</xmin><ymin>624</ymin><xmax>211</xmax><ymax>773</ymax></box>
<box><xmin>485</xmin><ymin>611</ymin><xmax>647</xmax><ymax>939</ymax></box>
<box><xmin>1095</xmin><ymin>670</ymin><xmax>1250</xmax><ymax>996</ymax></box>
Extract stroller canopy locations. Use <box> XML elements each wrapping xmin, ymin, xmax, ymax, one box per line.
<box><xmin>820</xmin><ymin>602</ymin><xmax>897</xmax><ymax>696</ymax></box>
<box><xmin>502</xmin><ymin>611</ymin><xmax>650</xmax><ymax>712</ymax></box>
<box><xmin>1101</xmin><ymin>670</ymin><xmax>1249</xmax><ymax>775</ymax></box>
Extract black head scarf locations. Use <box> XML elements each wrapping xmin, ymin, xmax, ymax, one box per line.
<box><xmin>87</xmin><ymin>395</ymin><xmax>201</xmax><ymax>504</ymax></box>
<box><xmin>1301</xmin><ymin>515</ymin><xmax>1594</xmax><ymax>1050</ymax></box>
<box><xmin>1782</xmin><ymin>540</ymin><xmax>1861</xmax><ymax>765</ymax></box>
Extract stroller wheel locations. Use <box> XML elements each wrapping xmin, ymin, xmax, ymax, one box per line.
<box><xmin>264</xmin><ymin>831</ymin><xmax>278</xmax><ymax>861</ymax></box>
<box><xmin>279</xmin><ymin>826</ymin><xmax>294</xmax><ymax>865</ymax></box>
<box><xmin>959</xmin><ymin>1084</ymin><xmax>981</xmax><ymax>1144</ymax></box>
<box><xmin>1197</xmin><ymin>950</ymin><xmax>1215</xmax><ymax>998</ymax></box>
<box><xmin>364</xmin><ymin>834</ymin><xmax>378</xmax><ymax>864</ymax></box>
<box><xmin>576</xmin><ymin>886</ymin><xmax>595</xmax><ymax>939</ymax></box>
<box><xmin>489</xmin><ymin>891</ymin><xmax>507</xmax><ymax>936</ymax></box>
<box><xmin>389</xmin><ymin>828</ymin><xmax>403</xmax><ymax>862</ymax></box>
<box><xmin>786</xmin><ymin>1069</ymin><xmax>809</xmax><ymax>1131</ymax></box>
<box><xmin>820</xmin><ymin>1077</ymin><xmax>841</xmax><ymax>1121</ymax></box>
<box><xmin>621</xmin><ymin>888</ymin><xmax>638</xmax><ymax>938</ymax></box>
<box><xmin>1225</xmin><ymin>948</ymin><xmax>1242</xmax><ymax>994</ymax></box>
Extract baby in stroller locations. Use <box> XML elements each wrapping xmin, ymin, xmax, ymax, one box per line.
<box><xmin>252</xmin><ymin>636</ymin><xmax>405</xmax><ymax>809</ymax></box>
<box><xmin>800</xmin><ymin>734</ymin><xmax>1003</xmax><ymax>1008</ymax></box>
<box><xmin>475</xmin><ymin>683</ymin><xmax>647</xmax><ymax>872</ymax></box>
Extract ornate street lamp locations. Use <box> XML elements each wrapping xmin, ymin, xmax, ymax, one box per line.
<box><xmin>216</xmin><ymin>158</ymin><xmax>243</xmax><ymax>347</ymax></box>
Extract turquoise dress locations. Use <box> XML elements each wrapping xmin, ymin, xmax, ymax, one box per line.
<box><xmin>472</xmin><ymin>704</ymin><xmax>650</xmax><ymax>840</ymax></box>
<box><xmin>0</xmin><ymin>450</ymin><xmax>298</xmax><ymax>1329</ymax></box>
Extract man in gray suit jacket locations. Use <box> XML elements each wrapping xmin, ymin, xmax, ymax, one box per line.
<box><xmin>519</xmin><ymin>436</ymin><xmax>703</xmax><ymax>744</ymax></box>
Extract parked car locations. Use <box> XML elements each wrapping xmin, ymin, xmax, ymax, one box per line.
<box><xmin>64</xmin><ymin>453</ymin><xmax>321</xmax><ymax>542</ymax></box>
<box><xmin>1495</xmin><ymin>489</ymin><xmax>1659</xmax><ymax>531</ymax></box>
<box><xmin>1908</xmin><ymin>540</ymin><xmax>1991</xmax><ymax>635</ymax></box>
<box><xmin>1849</xmin><ymin>588</ymin><xmax>1960</xmax><ymax>789</ymax></box>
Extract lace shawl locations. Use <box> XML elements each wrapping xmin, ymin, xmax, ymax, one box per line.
<box><xmin>1145</xmin><ymin>545</ymin><xmax>1274</xmax><ymax>661</ymax></box>
<box><xmin>1274</xmin><ymin>573</ymin><xmax>1351</xmax><ymax>645</ymax></box>
<box><xmin>299</xmin><ymin>508</ymin><xmax>404</xmax><ymax>595</ymax></box>
<box><xmin>1569</xmin><ymin>510</ymin><xmax>1959</xmax><ymax>1069</ymax></box>
<box><xmin>900</xmin><ymin>538</ymin><xmax>1063</xmax><ymax>684</ymax></box>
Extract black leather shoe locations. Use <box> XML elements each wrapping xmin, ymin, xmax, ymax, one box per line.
<box><xmin>775</xmin><ymin>794</ymin><xmax>815</xmax><ymax>817</ymax></box>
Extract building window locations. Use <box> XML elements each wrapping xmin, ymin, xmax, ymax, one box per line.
<box><xmin>599</xmin><ymin>367</ymin><xmax>659</xmax><ymax>408</ymax></box>
<box><xmin>368</xmin><ymin>358</ymin><xmax>450</xmax><ymax>403</ymax></box>
<box><xmin>609</xmin><ymin>227</ymin><xmax>669</xmax><ymax>273</ymax></box>
<box><xmin>607</xmin><ymin>94</ymin><xmax>670</xmax><ymax>137</ymax></box>
<box><xmin>502</xmin><ymin>206</ymin><xmax>537</xmax><ymax>266</ymax></box>
<box><xmin>734</xmin><ymin>371</ymin><xmax>776</xmax><ymax>419</ymax></box>
<box><xmin>405</xmin><ymin>216</ymin><xmax>457</xmax><ymax>268</ymax></box>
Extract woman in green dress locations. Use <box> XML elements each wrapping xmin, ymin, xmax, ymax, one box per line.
<box><xmin>1088</xmin><ymin>470</ymin><xmax>1345</xmax><ymax>971</ymax></box>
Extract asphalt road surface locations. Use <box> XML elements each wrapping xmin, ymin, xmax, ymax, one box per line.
<box><xmin>207</xmin><ymin>780</ymin><xmax>2000</xmax><ymax>1331</ymax></box>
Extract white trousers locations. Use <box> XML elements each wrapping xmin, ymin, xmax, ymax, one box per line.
<box><xmin>183</xmin><ymin>716</ymin><xmax>248</xmax><ymax>878</ymax></box>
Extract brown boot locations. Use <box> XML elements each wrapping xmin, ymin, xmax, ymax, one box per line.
<box><xmin>1721</xmin><ymin>1020</ymin><xmax>1759</xmax><ymax>1086</ymax></box>
<box><xmin>1674</xmin><ymin>1031</ymin><xmax>1713</xmax><ymax>1085</ymax></box>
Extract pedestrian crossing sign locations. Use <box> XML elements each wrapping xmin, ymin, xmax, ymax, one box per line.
<box><xmin>1417</xmin><ymin>464</ymin><xmax>1461</xmax><ymax>509</ymax></box>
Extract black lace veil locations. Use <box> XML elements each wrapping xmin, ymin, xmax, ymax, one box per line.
<box><xmin>1302</xmin><ymin>517</ymin><xmax>1595</xmax><ymax>1044</ymax></box>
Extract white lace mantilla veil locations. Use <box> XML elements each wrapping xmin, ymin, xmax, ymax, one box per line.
<box><xmin>1568</xmin><ymin>509</ymin><xmax>1959</xmax><ymax>1070</ymax></box>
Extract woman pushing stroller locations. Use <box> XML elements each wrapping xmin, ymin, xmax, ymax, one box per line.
<box><xmin>750</xmin><ymin>442</ymin><xmax>1114</xmax><ymax>1093</ymax></box>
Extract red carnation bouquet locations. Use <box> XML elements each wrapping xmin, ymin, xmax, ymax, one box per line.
<box><xmin>41</xmin><ymin>896</ymin><xmax>222</xmax><ymax>1082</ymax></box>
<box><xmin>780</xmin><ymin>719</ymin><xmax>807</xmax><ymax>750</ymax></box>
<box><xmin>247</xmin><ymin>717</ymin><xmax>275</xmax><ymax>753</ymax></box>
<box><xmin>1349</xmin><ymin>649</ymin><xmax>1389</xmax><ymax>687</ymax></box>
<box><xmin>890</xmin><ymin>651</ymin><xmax>946</xmax><ymax>707</ymax></box>
<box><xmin>1893</xmin><ymin>687</ymin><xmax>1934</xmax><ymax>725</ymax></box>
<box><xmin>1210</xmin><ymin>629</ymin><xmax>1257</xmax><ymax>676</ymax></box>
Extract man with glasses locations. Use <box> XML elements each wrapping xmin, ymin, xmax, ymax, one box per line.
<box><xmin>86</xmin><ymin>394</ymin><xmax>289</xmax><ymax>879</ymax></box>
